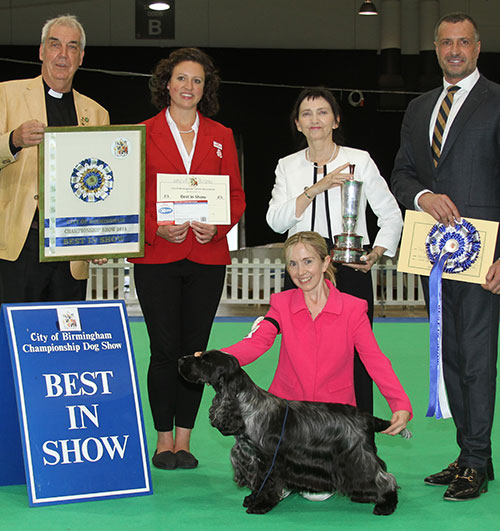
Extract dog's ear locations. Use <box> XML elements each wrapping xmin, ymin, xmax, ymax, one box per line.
<box><xmin>209</xmin><ymin>394</ymin><xmax>246</xmax><ymax>436</ymax></box>
<box><xmin>204</xmin><ymin>351</ymin><xmax>243</xmax><ymax>393</ymax></box>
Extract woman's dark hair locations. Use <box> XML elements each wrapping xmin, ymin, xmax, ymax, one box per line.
<box><xmin>149</xmin><ymin>47</ymin><xmax>220</xmax><ymax>116</ymax></box>
<box><xmin>290</xmin><ymin>87</ymin><xmax>344</xmax><ymax>148</ymax></box>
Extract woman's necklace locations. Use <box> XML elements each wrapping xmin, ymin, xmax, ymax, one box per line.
<box><xmin>306</xmin><ymin>144</ymin><xmax>339</xmax><ymax>168</ymax></box>
<box><xmin>178</xmin><ymin>128</ymin><xmax>194</xmax><ymax>134</ymax></box>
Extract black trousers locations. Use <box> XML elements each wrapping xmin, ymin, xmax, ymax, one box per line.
<box><xmin>284</xmin><ymin>254</ymin><xmax>374</xmax><ymax>414</ymax></box>
<box><xmin>421</xmin><ymin>276</ymin><xmax>499</xmax><ymax>473</ymax></box>
<box><xmin>134</xmin><ymin>260</ymin><xmax>226</xmax><ymax>432</ymax></box>
<box><xmin>0</xmin><ymin>228</ymin><xmax>86</xmax><ymax>304</ymax></box>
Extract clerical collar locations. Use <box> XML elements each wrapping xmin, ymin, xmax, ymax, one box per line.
<box><xmin>43</xmin><ymin>80</ymin><xmax>71</xmax><ymax>99</ymax></box>
<box><xmin>48</xmin><ymin>88</ymin><xmax>63</xmax><ymax>99</ymax></box>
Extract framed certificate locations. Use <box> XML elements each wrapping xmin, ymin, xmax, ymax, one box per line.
<box><xmin>157</xmin><ymin>174</ymin><xmax>231</xmax><ymax>225</ymax></box>
<box><xmin>39</xmin><ymin>125</ymin><xmax>145</xmax><ymax>261</ymax></box>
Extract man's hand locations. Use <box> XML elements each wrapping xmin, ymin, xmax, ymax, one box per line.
<box><xmin>12</xmin><ymin>120</ymin><xmax>46</xmax><ymax>148</ymax></box>
<box><xmin>482</xmin><ymin>260</ymin><xmax>500</xmax><ymax>294</ymax></box>
<box><xmin>418</xmin><ymin>192</ymin><xmax>461</xmax><ymax>227</ymax></box>
<box><xmin>90</xmin><ymin>258</ymin><xmax>108</xmax><ymax>266</ymax></box>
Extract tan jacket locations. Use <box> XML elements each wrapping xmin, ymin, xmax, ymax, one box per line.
<box><xmin>0</xmin><ymin>75</ymin><xmax>110</xmax><ymax>279</ymax></box>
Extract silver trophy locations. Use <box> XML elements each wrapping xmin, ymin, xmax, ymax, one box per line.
<box><xmin>331</xmin><ymin>165</ymin><xmax>366</xmax><ymax>264</ymax></box>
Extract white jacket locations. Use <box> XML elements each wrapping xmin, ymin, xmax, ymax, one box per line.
<box><xmin>266</xmin><ymin>146</ymin><xmax>403</xmax><ymax>257</ymax></box>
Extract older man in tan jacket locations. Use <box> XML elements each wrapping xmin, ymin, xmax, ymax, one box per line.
<box><xmin>0</xmin><ymin>14</ymin><xmax>109</xmax><ymax>304</ymax></box>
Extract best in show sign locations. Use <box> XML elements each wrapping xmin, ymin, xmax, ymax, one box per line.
<box><xmin>0</xmin><ymin>300</ymin><xmax>152</xmax><ymax>506</ymax></box>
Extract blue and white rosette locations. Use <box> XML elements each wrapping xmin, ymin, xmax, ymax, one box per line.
<box><xmin>70</xmin><ymin>158</ymin><xmax>114</xmax><ymax>203</ymax></box>
<box><xmin>425</xmin><ymin>219</ymin><xmax>481</xmax><ymax>419</ymax></box>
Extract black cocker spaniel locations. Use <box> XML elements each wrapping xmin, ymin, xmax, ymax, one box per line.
<box><xmin>178</xmin><ymin>350</ymin><xmax>411</xmax><ymax>516</ymax></box>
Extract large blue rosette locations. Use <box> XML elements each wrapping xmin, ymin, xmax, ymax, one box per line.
<box><xmin>70</xmin><ymin>158</ymin><xmax>114</xmax><ymax>203</ymax></box>
<box><xmin>425</xmin><ymin>219</ymin><xmax>481</xmax><ymax>418</ymax></box>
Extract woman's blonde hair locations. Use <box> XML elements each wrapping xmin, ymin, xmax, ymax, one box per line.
<box><xmin>283</xmin><ymin>231</ymin><xmax>336</xmax><ymax>284</ymax></box>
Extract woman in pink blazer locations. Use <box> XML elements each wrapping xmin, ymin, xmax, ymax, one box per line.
<box><xmin>130</xmin><ymin>48</ymin><xmax>245</xmax><ymax>471</ymax></box>
<box><xmin>222</xmin><ymin>231</ymin><xmax>411</xmax><ymax>429</ymax></box>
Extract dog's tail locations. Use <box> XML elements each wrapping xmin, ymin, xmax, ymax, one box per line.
<box><xmin>372</xmin><ymin>416</ymin><xmax>413</xmax><ymax>439</ymax></box>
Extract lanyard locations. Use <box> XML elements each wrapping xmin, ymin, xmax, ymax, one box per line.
<box><xmin>310</xmin><ymin>164</ymin><xmax>334</xmax><ymax>243</ymax></box>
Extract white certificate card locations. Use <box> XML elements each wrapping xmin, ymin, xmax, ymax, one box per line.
<box><xmin>157</xmin><ymin>174</ymin><xmax>231</xmax><ymax>225</ymax></box>
<box><xmin>397</xmin><ymin>210</ymin><xmax>498</xmax><ymax>284</ymax></box>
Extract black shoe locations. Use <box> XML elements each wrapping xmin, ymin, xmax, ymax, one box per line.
<box><xmin>424</xmin><ymin>460</ymin><xmax>460</xmax><ymax>486</ymax></box>
<box><xmin>152</xmin><ymin>450</ymin><xmax>177</xmax><ymax>470</ymax></box>
<box><xmin>175</xmin><ymin>450</ymin><xmax>198</xmax><ymax>469</ymax></box>
<box><xmin>424</xmin><ymin>459</ymin><xmax>494</xmax><ymax>485</ymax></box>
<box><xmin>443</xmin><ymin>468</ymin><xmax>488</xmax><ymax>501</ymax></box>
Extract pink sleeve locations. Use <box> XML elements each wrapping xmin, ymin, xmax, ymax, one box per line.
<box><xmin>222</xmin><ymin>312</ymin><xmax>280</xmax><ymax>366</ymax></box>
<box><xmin>352</xmin><ymin>307</ymin><xmax>413</xmax><ymax>418</ymax></box>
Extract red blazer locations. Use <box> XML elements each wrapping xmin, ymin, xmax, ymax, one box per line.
<box><xmin>130</xmin><ymin>110</ymin><xmax>245</xmax><ymax>265</ymax></box>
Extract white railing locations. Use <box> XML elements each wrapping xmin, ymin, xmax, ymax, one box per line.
<box><xmin>86</xmin><ymin>258</ymin><xmax>136</xmax><ymax>302</ymax></box>
<box><xmin>87</xmin><ymin>258</ymin><xmax>425</xmax><ymax>310</ymax></box>
<box><xmin>222</xmin><ymin>258</ymin><xmax>284</xmax><ymax>304</ymax></box>
<box><xmin>371</xmin><ymin>259</ymin><xmax>425</xmax><ymax>309</ymax></box>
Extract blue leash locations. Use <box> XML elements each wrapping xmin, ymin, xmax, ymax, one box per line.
<box><xmin>253</xmin><ymin>400</ymin><xmax>289</xmax><ymax>500</ymax></box>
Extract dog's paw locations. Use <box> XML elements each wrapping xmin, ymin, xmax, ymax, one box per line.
<box><xmin>242</xmin><ymin>494</ymin><xmax>253</xmax><ymax>507</ymax></box>
<box><xmin>373</xmin><ymin>502</ymin><xmax>397</xmax><ymax>516</ymax></box>
<box><xmin>244</xmin><ymin>493</ymin><xmax>279</xmax><ymax>514</ymax></box>
<box><xmin>245</xmin><ymin>503</ymin><xmax>274</xmax><ymax>515</ymax></box>
<box><xmin>373</xmin><ymin>490</ymin><xmax>398</xmax><ymax>516</ymax></box>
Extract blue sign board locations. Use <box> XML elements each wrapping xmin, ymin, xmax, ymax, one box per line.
<box><xmin>0</xmin><ymin>300</ymin><xmax>152</xmax><ymax>506</ymax></box>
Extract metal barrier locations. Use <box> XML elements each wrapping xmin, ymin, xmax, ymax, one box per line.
<box><xmin>87</xmin><ymin>257</ymin><xmax>425</xmax><ymax>310</ymax></box>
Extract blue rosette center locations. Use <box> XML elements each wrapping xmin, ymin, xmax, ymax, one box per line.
<box><xmin>425</xmin><ymin>219</ymin><xmax>481</xmax><ymax>274</ymax></box>
<box><xmin>70</xmin><ymin>158</ymin><xmax>114</xmax><ymax>203</ymax></box>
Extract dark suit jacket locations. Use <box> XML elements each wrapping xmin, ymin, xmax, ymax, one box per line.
<box><xmin>130</xmin><ymin>110</ymin><xmax>245</xmax><ymax>265</ymax></box>
<box><xmin>391</xmin><ymin>74</ymin><xmax>500</xmax><ymax>256</ymax></box>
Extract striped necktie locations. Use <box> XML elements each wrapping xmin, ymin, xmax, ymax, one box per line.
<box><xmin>431</xmin><ymin>85</ymin><xmax>460</xmax><ymax>167</ymax></box>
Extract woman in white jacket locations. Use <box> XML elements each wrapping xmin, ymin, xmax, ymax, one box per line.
<box><xmin>266</xmin><ymin>87</ymin><xmax>403</xmax><ymax>413</ymax></box>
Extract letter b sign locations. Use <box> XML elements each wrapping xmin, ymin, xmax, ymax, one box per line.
<box><xmin>149</xmin><ymin>19</ymin><xmax>162</xmax><ymax>35</ymax></box>
<box><xmin>135</xmin><ymin>0</ymin><xmax>175</xmax><ymax>39</ymax></box>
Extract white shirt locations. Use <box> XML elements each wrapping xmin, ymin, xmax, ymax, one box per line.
<box><xmin>266</xmin><ymin>146</ymin><xmax>403</xmax><ymax>257</ymax></box>
<box><xmin>166</xmin><ymin>108</ymin><xmax>199</xmax><ymax>173</ymax></box>
<box><xmin>428</xmin><ymin>68</ymin><xmax>480</xmax><ymax>147</ymax></box>
<box><xmin>415</xmin><ymin>69</ymin><xmax>480</xmax><ymax>210</ymax></box>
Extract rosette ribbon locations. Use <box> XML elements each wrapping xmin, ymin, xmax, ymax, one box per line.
<box><xmin>425</xmin><ymin>220</ymin><xmax>481</xmax><ymax>419</ymax></box>
<box><xmin>427</xmin><ymin>250</ymin><xmax>452</xmax><ymax>419</ymax></box>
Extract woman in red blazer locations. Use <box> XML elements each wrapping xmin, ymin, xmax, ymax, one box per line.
<box><xmin>130</xmin><ymin>48</ymin><xmax>245</xmax><ymax>471</ymax></box>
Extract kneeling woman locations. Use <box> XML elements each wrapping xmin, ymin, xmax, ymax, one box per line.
<box><xmin>222</xmin><ymin>231</ymin><xmax>411</xmax><ymax>427</ymax></box>
<box><xmin>217</xmin><ymin>231</ymin><xmax>411</xmax><ymax>498</ymax></box>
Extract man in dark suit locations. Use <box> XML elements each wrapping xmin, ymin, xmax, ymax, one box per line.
<box><xmin>391</xmin><ymin>12</ymin><xmax>500</xmax><ymax>501</ymax></box>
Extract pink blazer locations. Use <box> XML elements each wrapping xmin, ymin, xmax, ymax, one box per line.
<box><xmin>130</xmin><ymin>110</ymin><xmax>245</xmax><ymax>265</ymax></box>
<box><xmin>223</xmin><ymin>280</ymin><xmax>412</xmax><ymax>416</ymax></box>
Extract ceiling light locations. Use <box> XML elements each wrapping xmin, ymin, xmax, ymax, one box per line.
<box><xmin>358</xmin><ymin>0</ymin><xmax>378</xmax><ymax>15</ymax></box>
<box><xmin>148</xmin><ymin>2</ymin><xmax>170</xmax><ymax>10</ymax></box>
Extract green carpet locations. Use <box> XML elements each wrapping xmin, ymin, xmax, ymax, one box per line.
<box><xmin>0</xmin><ymin>320</ymin><xmax>498</xmax><ymax>530</ymax></box>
